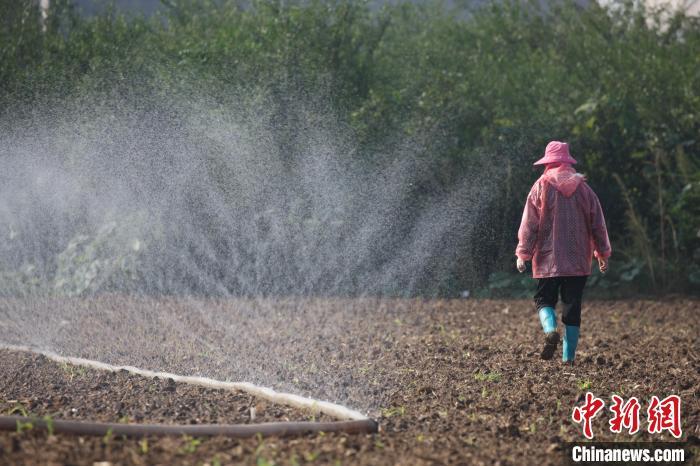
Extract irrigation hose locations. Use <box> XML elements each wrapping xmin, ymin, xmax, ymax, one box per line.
<box><xmin>1</xmin><ymin>345</ymin><xmax>369</xmax><ymax>422</ymax></box>
<box><xmin>0</xmin><ymin>416</ymin><xmax>378</xmax><ymax>438</ymax></box>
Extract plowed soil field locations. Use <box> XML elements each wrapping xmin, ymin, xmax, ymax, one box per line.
<box><xmin>0</xmin><ymin>298</ymin><xmax>698</xmax><ymax>465</ymax></box>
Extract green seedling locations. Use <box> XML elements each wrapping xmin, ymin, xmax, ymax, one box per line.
<box><xmin>578</xmin><ymin>380</ymin><xmax>592</xmax><ymax>390</ymax></box>
<box><xmin>256</xmin><ymin>457</ymin><xmax>275</xmax><ymax>466</ymax></box>
<box><xmin>254</xmin><ymin>433</ymin><xmax>275</xmax><ymax>466</ymax></box>
<box><xmin>381</xmin><ymin>406</ymin><xmax>405</xmax><ymax>417</ymax></box>
<box><xmin>253</xmin><ymin>433</ymin><xmax>266</xmax><ymax>458</ymax></box>
<box><xmin>179</xmin><ymin>435</ymin><xmax>201</xmax><ymax>454</ymax></box>
<box><xmin>43</xmin><ymin>415</ymin><xmax>54</xmax><ymax>436</ymax></box>
<box><xmin>8</xmin><ymin>404</ymin><xmax>28</xmax><ymax>417</ymax></box>
<box><xmin>139</xmin><ymin>438</ymin><xmax>149</xmax><ymax>454</ymax></box>
<box><xmin>60</xmin><ymin>362</ymin><xmax>87</xmax><ymax>380</ymax></box>
<box><xmin>473</xmin><ymin>370</ymin><xmax>501</xmax><ymax>382</ymax></box>
<box><xmin>102</xmin><ymin>428</ymin><xmax>113</xmax><ymax>445</ymax></box>
<box><xmin>15</xmin><ymin>420</ymin><xmax>33</xmax><ymax>433</ymax></box>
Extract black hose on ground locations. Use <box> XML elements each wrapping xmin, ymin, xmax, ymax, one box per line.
<box><xmin>0</xmin><ymin>415</ymin><xmax>378</xmax><ymax>438</ymax></box>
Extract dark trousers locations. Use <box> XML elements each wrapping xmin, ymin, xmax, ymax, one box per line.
<box><xmin>534</xmin><ymin>276</ymin><xmax>588</xmax><ymax>327</ymax></box>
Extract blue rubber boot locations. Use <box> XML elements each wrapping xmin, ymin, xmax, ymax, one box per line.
<box><xmin>563</xmin><ymin>325</ymin><xmax>580</xmax><ymax>363</ymax></box>
<box><xmin>538</xmin><ymin>307</ymin><xmax>557</xmax><ymax>334</ymax></box>
<box><xmin>538</xmin><ymin>307</ymin><xmax>559</xmax><ymax>360</ymax></box>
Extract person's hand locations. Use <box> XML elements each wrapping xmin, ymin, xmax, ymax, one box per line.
<box><xmin>516</xmin><ymin>257</ymin><xmax>526</xmax><ymax>273</ymax></box>
<box><xmin>598</xmin><ymin>256</ymin><xmax>608</xmax><ymax>274</ymax></box>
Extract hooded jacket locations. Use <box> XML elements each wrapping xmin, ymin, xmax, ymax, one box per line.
<box><xmin>516</xmin><ymin>164</ymin><xmax>611</xmax><ymax>278</ymax></box>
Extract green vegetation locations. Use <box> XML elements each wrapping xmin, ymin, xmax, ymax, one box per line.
<box><xmin>43</xmin><ymin>415</ymin><xmax>55</xmax><ymax>436</ymax></box>
<box><xmin>1</xmin><ymin>0</ymin><xmax>698</xmax><ymax>295</ymax></box>
<box><xmin>8</xmin><ymin>404</ymin><xmax>29</xmax><ymax>417</ymax></box>
<box><xmin>473</xmin><ymin>370</ymin><xmax>501</xmax><ymax>382</ymax></box>
<box><xmin>59</xmin><ymin>361</ymin><xmax>88</xmax><ymax>380</ymax></box>
<box><xmin>15</xmin><ymin>419</ymin><xmax>34</xmax><ymax>433</ymax></box>
<box><xmin>179</xmin><ymin>435</ymin><xmax>202</xmax><ymax>454</ymax></box>
<box><xmin>381</xmin><ymin>405</ymin><xmax>406</xmax><ymax>417</ymax></box>
<box><xmin>102</xmin><ymin>427</ymin><xmax>114</xmax><ymax>444</ymax></box>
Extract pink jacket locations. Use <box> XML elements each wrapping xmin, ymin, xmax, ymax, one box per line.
<box><xmin>516</xmin><ymin>165</ymin><xmax>611</xmax><ymax>278</ymax></box>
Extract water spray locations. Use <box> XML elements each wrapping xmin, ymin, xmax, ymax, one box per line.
<box><xmin>0</xmin><ymin>86</ymin><xmax>498</xmax><ymax>420</ymax></box>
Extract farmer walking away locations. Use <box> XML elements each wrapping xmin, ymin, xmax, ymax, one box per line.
<box><xmin>515</xmin><ymin>141</ymin><xmax>611</xmax><ymax>364</ymax></box>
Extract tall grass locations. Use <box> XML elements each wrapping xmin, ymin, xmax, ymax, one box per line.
<box><xmin>1</xmin><ymin>0</ymin><xmax>699</xmax><ymax>295</ymax></box>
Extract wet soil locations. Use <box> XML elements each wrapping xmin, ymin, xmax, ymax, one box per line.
<box><xmin>0</xmin><ymin>298</ymin><xmax>698</xmax><ymax>465</ymax></box>
<box><xmin>0</xmin><ymin>349</ymin><xmax>327</xmax><ymax>425</ymax></box>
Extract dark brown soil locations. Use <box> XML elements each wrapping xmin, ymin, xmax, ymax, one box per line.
<box><xmin>0</xmin><ymin>349</ymin><xmax>328</xmax><ymax>425</ymax></box>
<box><xmin>1</xmin><ymin>298</ymin><xmax>698</xmax><ymax>465</ymax></box>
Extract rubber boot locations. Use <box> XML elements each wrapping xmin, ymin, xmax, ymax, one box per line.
<box><xmin>538</xmin><ymin>307</ymin><xmax>559</xmax><ymax>360</ymax></box>
<box><xmin>538</xmin><ymin>307</ymin><xmax>556</xmax><ymax>333</ymax></box>
<box><xmin>563</xmin><ymin>325</ymin><xmax>580</xmax><ymax>363</ymax></box>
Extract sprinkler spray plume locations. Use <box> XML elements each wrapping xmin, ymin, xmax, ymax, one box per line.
<box><xmin>0</xmin><ymin>84</ymin><xmax>501</xmax><ymax>413</ymax></box>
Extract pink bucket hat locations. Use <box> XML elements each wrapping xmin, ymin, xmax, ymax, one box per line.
<box><xmin>533</xmin><ymin>141</ymin><xmax>578</xmax><ymax>165</ymax></box>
